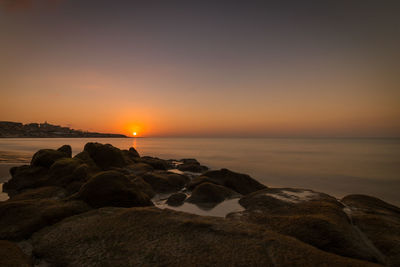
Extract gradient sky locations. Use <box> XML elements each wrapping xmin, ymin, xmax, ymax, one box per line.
<box><xmin>1</xmin><ymin>0</ymin><xmax>399</xmax><ymax>137</ymax></box>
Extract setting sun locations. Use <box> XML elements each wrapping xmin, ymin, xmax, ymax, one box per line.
<box><xmin>133</xmin><ymin>132</ymin><xmax>137</xmax><ymax>136</ymax></box>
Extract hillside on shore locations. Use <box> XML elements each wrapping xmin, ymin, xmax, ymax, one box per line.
<box><xmin>0</xmin><ymin>121</ymin><xmax>126</xmax><ymax>138</ymax></box>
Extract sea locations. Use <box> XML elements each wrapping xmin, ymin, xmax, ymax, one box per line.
<box><xmin>1</xmin><ymin>137</ymin><xmax>399</xmax><ymax>206</ymax></box>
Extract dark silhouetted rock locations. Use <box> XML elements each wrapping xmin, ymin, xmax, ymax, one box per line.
<box><xmin>0</xmin><ymin>199</ymin><xmax>90</xmax><ymax>241</ymax></box>
<box><xmin>166</xmin><ymin>193</ymin><xmax>187</xmax><ymax>206</ymax></box>
<box><xmin>142</xmin><ymin>171</ymin><xmax>189</xmax><ymax>193</ymax></box>
<box><xmin>9</xmin><ymin>186</ymin><xmax>67</xmax><ymax>201</ymax></box>
<box><xmin>3</xmin><ymin>165</ymin><xmax>48</xmax><ymax>196</ymax></box>
<box><xmin>131</xmin><ymin>177</ymin><xmax>155</xmax><ymax>199</ymax></box>
<box><xmin>31</xmin><ymin>147</ymin><xmax>70</xmax><ymax>168</ymax></box>
<box><xmin>140</xmin><ymin>156</ymin><xmax>172</xmax><ymax>170</ymax></box>
<box><xmin>0</xmin><ymin>240</ymin><xmax>31</xmax><ymax>267</ymax></box>
<box><xmin>342</xmin><ymin>194</ymin><xmax>400</xmax><ymax>266</ymax></box>
<box><xmin>195</xmin><ymin>168</ymin><xmax>266</xmax><ymax>195</ymax></box>
<box><xmin>128</xmin><ymin>147</ymin><xmax>140</xmax><ymax>158</ymax></box>
<box><xmin>77</xmin><ymin>171</ymin><xmax>153</xmax><ymax>208</ymax></box>
<box><xmin>57</xmin><ymin>145</ymin><xmax>72</xmax><ymax>158</ymax></box>
<box><xmin>47</xmin><ymin>158</ymin><xmax>90</xmax><ymax>190</ymax></box>
<box><xmin>231</xmin><ymin>188</ymin><xmax>386</xmax><ymax>264</ymax></box>
<box><xmin>125</xmin><ymin>163</ymin><xmax>154</xmax><ymax>176</ymax></box>
<box><xmin>73</xmin><ymin>151</ymin><xmax>99</xmax><ymax>170</ymax></box>
<box><xmin>83</xmin><ymin>142</ymin><xmax>127</xmax><ymax>170</ymax></box>
<box><xmin>187</xmin><ymin>182</ymin><xmax>238</xmax><ymax>206</ymax></box>
<box><xmin>31</xmin><ymin>207</ymin><xmax>379</xmax><ymax>267</ymax></box>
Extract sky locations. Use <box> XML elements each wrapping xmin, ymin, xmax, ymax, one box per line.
<box><xmin>0</xmin><ymin>0</ymin><xmax>399</xmax><ymax>137</ymax></box>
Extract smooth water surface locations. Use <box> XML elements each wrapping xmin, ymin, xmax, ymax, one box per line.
<box><xmin>0</xmin><ymin>137</ymin><xmax>399</xmax><ymax>205</ymax></box>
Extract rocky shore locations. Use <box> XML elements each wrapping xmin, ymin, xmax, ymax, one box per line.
<box><xmin>0</xmin><ymin>143</ymin><xmax>399</xmax><ymax>266</ymax></box>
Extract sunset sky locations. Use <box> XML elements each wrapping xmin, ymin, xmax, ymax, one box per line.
<box><xmin>1</xmin><ymin>0</ymin><xmax>399</xmax><ymax>137</ymax></box>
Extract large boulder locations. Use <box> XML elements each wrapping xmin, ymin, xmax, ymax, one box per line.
<box><xmin>77</xmin><ymin>171</ymin><xmax>153</xmax><ymax>208</ymax></box>
<box><xmin>195</xmin><ymin>168</ymin><xmax>267</xmax><ymax>195</ymax></box>
<box><xmin>9</xmin><ymin>186</ymin><xmax>67</xmax><ymax>201</ymax></box>
<box><xmin>125</xmin><ymin>162</ymin><xmax>154</xmax><ymax>176</ymax></box>
<box><xmin>47</xmin><ymin>158</ymin><xmax>90</xmax><ymax>191</ymax></box>
<box><xmin>73</xmin><ymin>151</ymin><xmax>99</xmax><ymax>171</ymax></box>
<box><xmin>130</xmin><ymin>177</ymin><xmax>155</xmax><ymax>199</ymax></box>
<box><xmin>57</xmin><ymin>145</ymin><xmax>72</xmax><ymax>158</ymax></box>
<box><xmin>83</xmin><ymin>143</ymin><xmax>127</xmax><ymax>170</ymax></box>
<box><xmin>0</xmin><ymin>199</ymin><xmax>90</xmax><ymax>241</ymax></box>
<box><xmin>187</xmin><ymin>182</ymin><xmax>239</xmax><ymax>207</ymax></box>
<box><xmin>31</xmin><ymin>207</ymin><xmax>379</xmax><ymax>266</ymax></box>
<box><xmin>142</xmin><ymin>171</ymin><xmax>189</xmax><ymax>193</ymax></box>
<box><xmin>0</xmin><ymin>240</ymin><xmax>31</xmax><ymax>267</ymax></box>
<box><xmin>342</xmin><ymin>194</ymin><xmax>400</xmax><ymax>267</ymax></box>
<box><xmin>230</xmin><ymin>188</ymin><xmax>386</xmax><ymax>264</ymax></box>
<box><xmin>31</xmin><ymin>146</ymin><xmax>71</xmax><ymax>168</ymax></box>
<box><xmin>3</xmin><ymin>165</ymin><xmax>48</xmax><ymax>196</ymax></box>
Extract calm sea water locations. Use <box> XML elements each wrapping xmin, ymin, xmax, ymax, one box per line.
<box><xmin>1</xmin><ymin>137</ymin><xmax>399</xmax><ymax>205</ymax></box>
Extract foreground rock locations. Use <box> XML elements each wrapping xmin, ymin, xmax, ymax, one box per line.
<box><xmin>166</xmin><ymin>192</ymin><xmax>187</xmax><ymax>206</ymax></box>
<box><xmin>229</xmin><ymin>188</ymin><xmax>386</xmax><ymax>264</ymax></box>
<box><xmin>31</xmin><ymin>207</ymin><xmax>379</xmax><ymax>267</ymax></box>
<box><xmin>0</xmin><ymin>240</ymin><xmax>31</xmax><ymax>267</ymax></box>
<box><xmin>0</xmin><ymin>198</ymin><xmax>90</xmax><ymax>240</ymax></box>
<box><xmin>189</xmin><ymin>168</ymin><xmax>266</xmax><ymax>195</ymax></box>
<box><xmin>77</xmin><ymin>170</ymin><xmax>153</xmax><ymax>208</ymax></box>
<box><xmin>31</xmin><ymin>146</ymin><xmax>71</xmax><ymax>168</ymax></box>
<box><xmin>177</xmin><ymin>158</ymin><xmax>208</xmax><ymax>173</ymax></box>
<box><xmin>342</xmin><ymin>194</ymin><xmax>400</xmax><ymax>267</ymax></box>
<box><xmin>142</xmin><ymin>171</ymin><xmax>189</xmax><ymax>193</ymax></box>
<box><xmin>84</xmin><ymin>142</ymin><xmax>127</xmax><ymax>170</ymax></box>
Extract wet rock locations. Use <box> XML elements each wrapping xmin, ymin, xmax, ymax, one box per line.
<box><xmin>187</xmin><ymin>182</ymin><xmax>239</xmax><ymax>206</ymax></box>
<box><xmin>57</xmin><ymin>145</ymin><xmax>72</xmax><ymax>158</ymax></box>
<box><xmin>31</xmin><ymin>207</ymin><xmax>379</xmax><ymax>267</ymax></box>
<box><xmin>0</xmin><ymin>199</ymin><xmax>90</xmax><ymax>241</ymax></box>
<box><xmin>83</xmin><ymin>142</ymin><xmax>127</xmax><ymax>170</ymax></box>
<box><xmin>0</xmin><ymin>240</ymin><xmax>31</xmax><ymax>267</ymax></box>
<box><xmin>142</xmin><ymin>171</ymin><xmax>189</xmax><ymax>193</ymax></box>
<box><xmin>140</xmin><ymin>156</ymin><xmax>172</xmax><ymax>170</ymax></box>
<box><xmin>166</xmin><ymin>192</ymin><xmax>187</xmax><ymax>206</ymax></box>
<box><xmin>31</xmin><ymin>146</ymin><xmax>71</xmax><ymax>168</ymax></box>
<box><xmin>77</xmin><ymin>170</ymin><xmax>153</xmax><ymax>208</ymax></box>
<box><xmin>3</xmin><ymin>165</ymin><xmax>48</xmax><ymax>196</ymax></box>
<box><xmin>342</xmin><ymin>194</ymin><xmax>400</xmax><ymax>266</ymax></box>
<box><xmin>231</xmin><ymin>188</ymin><xmax>386</xmax><ymax>264</ymax></box>
<box><xmin>177</xmin><ymin>158</ymin><xmax>208</xmax><ymax>173</ymax></box>
<box><xmin>195</xmin><ymin>168</ymin><xmax>267</xmax><ymax>195</ymax></box>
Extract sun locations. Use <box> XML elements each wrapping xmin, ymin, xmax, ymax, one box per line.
<box><xmin>132</xmin><ymin>132</ymin><xmax>137</xmax><ymax>136</ymax></box>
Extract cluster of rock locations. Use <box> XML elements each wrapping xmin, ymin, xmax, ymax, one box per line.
<box><xmin>0</xmin><ymin>121</ymin><xmax>126</xmax><ymax>138</ymax></box>
<box><xmin>0</xmin><ymin>142</ymin><xmax>399</xmax><ymax>266</ymax></box>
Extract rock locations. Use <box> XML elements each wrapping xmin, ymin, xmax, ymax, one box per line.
<box><xmin>125</xmin><ymin>162</ymin><xmax>154</xmax><ymax>176</ymax></box>
<box><xmin>31</xmin><ymin>146</ymin><xmax>71</xmax><ymax>168</ymax></box>
<box><xmin>0</xmin><ymin>240</ymin><xmax>31</xmax><ymax>267</ymax></box>
<box><xmin>83</xmin><ymin>142</ymin><xmax>127</xmax><ymax>170</ymax></box>
<box><xmin>3</xmin><ymin>165</ymin><xmax>48</xmax><ymax>196</ymax></box>
<box><xmin>166</xmin><ymin>192</ymin><xmax>187</xmax><ymax>206</ymax></box>
<box><xmin>73</xmin><ymin>151</ymin><xmax>99</xmax><ymax>171</ymax></box>
<box><xmin>57</xmin><ymin>145</ymin><xmax>72</xmax><ymax>158</ymax></box>
<box><xmin>77</xmin><ymin>171</ymin><xmax>153</xmax><ymax>208</ymax></box>
<box><xmin>195</xmin><ymin>168</ymin><xmax>267</xmax><ymax>195</ymax></box>
<box><xmin>176</xmin><ymin>158</ymin><xmax>208</xmax><ymax>173</ymax></box>
<box><xmin>142</xmin><ymin>171</ymin><xmax>189</xmax><ymax>193</ymax></box>
<box><xmin>0</xmin><ymin>199</ymin><xmax>90</xmax><ymax>241</ymax></box>
<box><xmin>231</xmin><ymin>188</ymin><xmax>386</xmax><ymax>264</ymax></box>
<box><xmin>128</xmin><ymin>147</ymin><xmax>140</xmax><ymax>158</ymax></box>
<box><xmin>342</xmin><ymin>194</ymin><xmax>400</xmax><ymax>266</ymax></box>
<box><xmin>9</xmin><ymin>186</ymin><xmax>67</xmax><ymax>201</ymax></box>
<box><xmin>187</xmin><ymin>182</ymin><xmax>239</xmax><ymax>207</ymax></box>
<box><xmin>140</xmin><ymin>156</ymin><xmax>172</xmax><ymax>170</ymax></box>
<box><xmin>130</xmin><ymin>177</ymin><xmax>155</xmax><ymax>199</ymax></box>
<box><xmin>47</xmin><ymin>158</ymin><xmax>90</xmax><ymax>190</ymax></box>
<box><xmin>31</xmin><ymin>207</ymin><xmax>379</xmax><ymax>267</ymax></box>
<box><xmin>187</xmin><ymin>175</ymin><xmax>214</xmax><ymax>190</ymax></box>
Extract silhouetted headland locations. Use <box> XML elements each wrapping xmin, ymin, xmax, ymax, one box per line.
<box><xmin>0</xmin><ymin>142</ymin><xmax>399</xmax><ymax>266</ymax></box>
<box><xmin>0</xmin><ymin>121</ymin><xmax>126</xmax><ymax>138</ymax></box>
